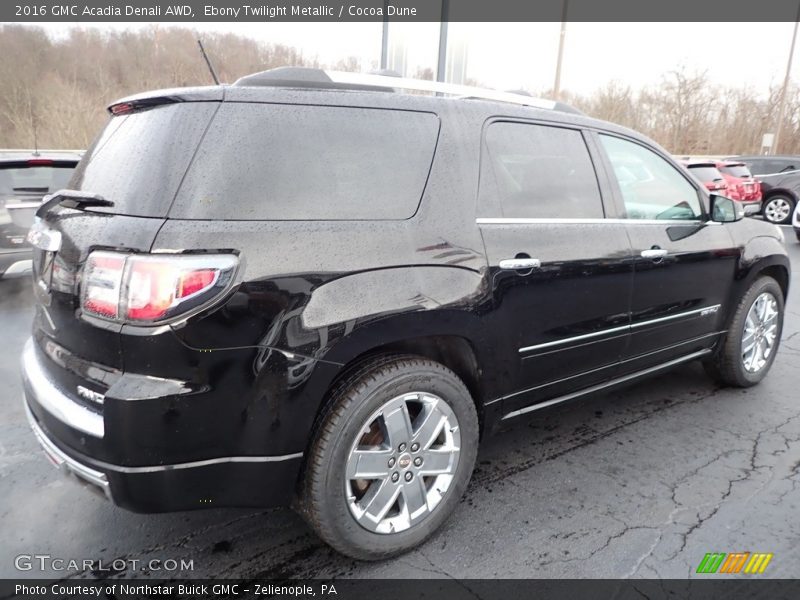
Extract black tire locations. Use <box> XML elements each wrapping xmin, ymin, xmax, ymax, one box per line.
<box><xmin>795</xmin><ymin>231</ymin><xmax>800</xmax><ymax>243</ymax></box>
<box><xmin>704</xmin><ymin>276</ymin><xmax>784</xmax><ymax>387</ymax></box>
<box><xmin>299</xmin><ymin>354</ymin><xmax>479</xmax><ymax>560</ymax></box>
<box><xmin>762</xmin><ymin>194</ymin><xmax>795</xmax><ymax>224</ymax></box>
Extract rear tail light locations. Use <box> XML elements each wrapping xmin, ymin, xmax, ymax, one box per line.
<box><xmin>81</xmin><ymin>251</ymin><xmax>238</xmax><ymax>325</ymax></box>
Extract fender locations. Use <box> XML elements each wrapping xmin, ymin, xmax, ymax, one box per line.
<box><xmin>724</xmin><ymin>235</ymin><xmax>790</xmax><ymax>327</ymax></box>
<box><xmin>762</xmin><ymin>186</ymin><xmax>799</xmax><ymax>201</ymax></box>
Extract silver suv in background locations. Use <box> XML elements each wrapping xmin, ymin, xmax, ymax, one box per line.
<box><xmin>0</xmin><ymin>150</ymin><xmax>82</xmax><ymax>280</ymax></box>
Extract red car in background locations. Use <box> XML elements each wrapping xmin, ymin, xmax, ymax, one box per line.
<box><xmin>716</xmin><ymin>160</ymin><xmax>762</xmax><ymax>213</ymax></box>
<box><xmin>682</xmin><ymin>160</ymin><xmax>728</xmax><ymax>194</ymax></box>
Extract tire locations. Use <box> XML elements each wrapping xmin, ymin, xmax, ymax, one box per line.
<box><xmin>795</xmin><ymin>231</ymin><xmax>800</xmax><ymax>243</ymax></box>
<box><xmin>762</xmin><ymin>194</ymin><xmax>795</xmax><ymax>224</ymax></box>
<box><xmin>299</xmin><ymin>354</ymin><xmax>479</xmax><ymax>560</ymax></box>
<box><xmin>704</xmin><ymin>276</ymin><xmax>784</xmax><ymax>387</ymax></box>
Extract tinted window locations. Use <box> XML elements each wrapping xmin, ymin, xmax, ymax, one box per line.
<box><xmin>744</xmin><ymin>159</ymin><xmax>795</xmax><ymax>175</ymax></box>
<box><xmin>169</xmin><ymin>104</ymin><xmax>440</xmax><ymax>220</ymax></box>
<box><xmin>600</xmin><ymin>135</ymin><xmax>702</xmax><ymax>221</ymax></box>
<box><xmin>0</xmin><ymin>166</ymin><xmax>74</xmax><ymax>195</ymax></box>
<box><xmin>687</xmin><ymin>166</ymin><xmax>724</xmax><ymax>183</ymax></box>
<box><xmin>719</xmin><ymin>164</ymin><xmax>751</xmax><ymax>178</ymax></box>
<box><xmin>480</xmin><ymin>121</ymin><xmax>603</xmax><ymax>219</ymax></box>
<box><xmin>69</xmin><ymin>103</ymin><xmax>219</xmax><ymax>217</ymax></box>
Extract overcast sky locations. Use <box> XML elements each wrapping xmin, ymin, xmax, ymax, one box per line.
<box><xmin>30</xmin><ymin>22</ymin><xmax>799</xmax><ymax>97</ymax></box>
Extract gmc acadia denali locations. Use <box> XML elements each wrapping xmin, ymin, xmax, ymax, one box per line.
<box><xmin>22</xmin><ymin>68</ymin><xmax>790</xmax><ymax>560</ymax></box>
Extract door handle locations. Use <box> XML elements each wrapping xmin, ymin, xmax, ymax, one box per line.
<box><xmin>640</xmin><ymin>248</ymin><xmax>668</xmax><ymax>259</ymax></box>
<box><xmin>499</xmin><ymin>258</ymin><xmax>541</xmax><ymax>270</ymax></box>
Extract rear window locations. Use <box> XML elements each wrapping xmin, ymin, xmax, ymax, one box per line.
<box><xmin>69</xmin><ymin>103</ymin><xmax>219</xmax><ymax>217</ymax></box>
<box><xmin>687</xmin><ymin>165</ymin><xmax>724</xmax><ymax>183</ymax></box>
<box><xmin>719</xmin><ymin>164</ymin><xmax>751</xmax><ymax>178</ymax></box>
<box><xmin>169</xmin><ymin>104</ymin><xmax>440</xmax><ymax>220</ymax></box>
<box><xmin>0</xmin><ymin>166</ymin><xmax>74</xmax><ymax>196</ymax></box>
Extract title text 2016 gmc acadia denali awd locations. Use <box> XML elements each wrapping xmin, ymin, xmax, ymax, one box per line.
<box><xmin>22</xmin><ymin>68</ymin><xmax>790</xmax><ymax>560</ymax></box>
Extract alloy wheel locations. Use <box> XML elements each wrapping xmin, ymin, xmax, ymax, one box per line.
<box><xmin>345</xmin><ymin>391</ymin><xmax>461</xmax><ymax>534</ymax></box>
<box><xmin>763</xmin><ymin>197</ymin><xmax>792</xmax><ymax>223</ymax></box>
<box><xmin>742</xmin><ymin>292</ymin><xmax>780</xmax><ymax>373</ymax></box>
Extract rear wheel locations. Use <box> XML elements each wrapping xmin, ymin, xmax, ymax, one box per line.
<box><xmin>704</xmin><ymin>276</ymin><xmax>784</xmax><ymax>387</ymax></box>
<box><xmin>299</xmin><ymin>355</ymin><xmax>479</xmax><ymax>560</ymax></box>
<box><xmin>762</xmin><ymin>194</ymin><xmax>794</xmax><ymax>224</ymax></box>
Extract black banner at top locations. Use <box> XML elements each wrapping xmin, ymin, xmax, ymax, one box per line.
<box><xmin>3</xmin><ymin>0</ymin><xmax>800</xmax><ymax>22</ymax></box>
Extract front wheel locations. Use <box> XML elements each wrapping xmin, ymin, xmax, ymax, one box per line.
<box><xmin>762</xmin><ymin>195</ymin><xmax>795</xmax><ymax>224</ymax></box>
<box><xmin>299</xmin><ymin>355</ymin><xmax>479</xmax><ymax>560</ymax></box>
<box><xmin>704</xmin><ymin>276</ymin><xmax>784</xmax><ymax>387</ymax></box>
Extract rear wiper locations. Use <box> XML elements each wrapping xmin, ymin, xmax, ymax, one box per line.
<box><xmin>36</xmin><ymin>189</ymin><xmax>114</xmax><ymax>218</ymax></box>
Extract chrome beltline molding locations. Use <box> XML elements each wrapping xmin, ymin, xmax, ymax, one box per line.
<box><xmin>519</xmin><ymin>304</ymin><xmax>721</xmax><ymax>354</ymax></box>
<box><xmin>476</xmin><ymin>217</ymin><xmax>714</xmax><ymax>225</ymax></box>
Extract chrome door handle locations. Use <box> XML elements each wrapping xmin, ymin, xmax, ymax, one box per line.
<box><xmin>640</xmin><ymin>248</ymin><xmax>668</xmax><ymax>259</ymax></box>
<box><xmin>499</xmin><ymin>258</ymin><xmax>541</xmax><ymax>270</ymax></box>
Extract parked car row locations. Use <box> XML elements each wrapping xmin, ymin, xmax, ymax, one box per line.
<box><xmin>0</xmin><ymin>150</ymin><xmax>82</xmax><ymax>279</ymax></box>
<box><xmin>678</xmin><ymin>154</ymin><xmax>800</xmax><ymax>226</ymax></box>
<box><xmin>727</xmin><ymin>155</ymin><xmax>800</xmax><ymax>226</ymax></box>
<box><xmin>680</xmin><ymin>159</ymin><xmax>762</xmax><ymax>218</ymax></box>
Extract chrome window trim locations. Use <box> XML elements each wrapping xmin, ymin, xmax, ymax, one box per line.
<box><xmin>476</xmin><ymin>217</ymin><xmax>707</xmax><ymax>225</ymax></box>
<box><xmin>518</xmin><ymin>304</ymin><xmax>721</xmax><ymax>354</ymax></box>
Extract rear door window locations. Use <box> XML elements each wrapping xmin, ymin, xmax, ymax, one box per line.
<box><xmin>169</xmin><ymin>104</ymin><xmax>440</xmax><ymax>220</ymax></box>
<box><xmin>479</xmin><ymin>121</ymin><xmax>604</xmax><ymax>219</ymax></box>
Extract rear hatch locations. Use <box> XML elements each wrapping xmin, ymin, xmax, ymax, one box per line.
<box><xmin>31</xmin><ymin>99</ymin><xmax>220</xmax><ymax>375</ymax></box>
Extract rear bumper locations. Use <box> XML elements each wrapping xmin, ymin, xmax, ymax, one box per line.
<box><xmin>22</xmin><ymin>338</ymin><xmax>303</xmax><ymax>512</ymax></box>
<box><xmin>740</xmin><ymin>200</ymin><xmax>762</xmax><ymax>216</ymax></box>
<box><xmin>0</xmin><ymin>248</ymin><xmax>32</xmax><ymax>279</ymax></box>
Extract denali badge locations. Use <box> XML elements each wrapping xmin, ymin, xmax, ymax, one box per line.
<box><xmin>76</xmin><ymin>385</ymin><xmax>105</xmax><ymax>405</ymax></box>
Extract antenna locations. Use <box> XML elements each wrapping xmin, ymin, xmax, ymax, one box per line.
<box><xmin>29</xmin><ymin>101</ymin><xmax>39</xmax><ymax>156</ymax></box>
<box><xmin>197</xmin><ymin>39</ymin><xmax>220</xmax><ymax>85</ymax></box>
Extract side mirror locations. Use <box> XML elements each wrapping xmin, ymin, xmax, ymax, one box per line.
<box><xmin>710</xmin><ymin>194</ymin><xmax>744</xmax><ymax>223</ymax></box>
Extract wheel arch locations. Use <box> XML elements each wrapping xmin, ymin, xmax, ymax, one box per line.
<box><xmin>726</xmin><ymin>243</ymin><xmax>790</xmax><ymax>329</ymax></box>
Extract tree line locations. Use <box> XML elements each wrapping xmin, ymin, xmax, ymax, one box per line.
<box><xmin>1</xmin><ymin>24</ymin><xmax>798</xmax><ymax>156</ymax></box>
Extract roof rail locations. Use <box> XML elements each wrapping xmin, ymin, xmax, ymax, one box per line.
<box><xmin>327</xmin><ymin>71</ymin><xmax>557</xmax><ymax>110</ymax></box>
<box><xmin>233</xmin><ymin>67</ymin><xmax>560</xmax><ymax>111</ymax></box>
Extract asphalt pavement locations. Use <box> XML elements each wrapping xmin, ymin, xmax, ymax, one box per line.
<box><xmin>2</xmin><ymin>230</ymin><xmax>799</xmax><ymax>580</ymax></box>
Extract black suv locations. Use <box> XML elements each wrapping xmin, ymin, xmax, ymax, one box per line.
<box><xmin>727</xmin><ymin>155</ymin><xmax>800</xmax><ymax>224</ymax></box>
<box><xmin>23</xmin><ymin>68</ymin><xmax>790</xmax><ymax>560</ymax></box>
